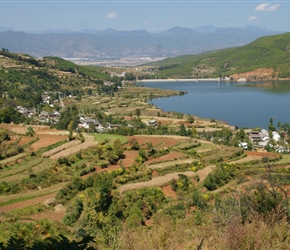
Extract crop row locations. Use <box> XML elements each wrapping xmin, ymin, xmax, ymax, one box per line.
<box><xmin>41</xmin><ymin>140</ymin><xmax>82</xmax><ymax>158</ymax></box>
<box><xmin>49</xmin><ymin>141</ymin><xmax>98</xmax><ymax>160</ymax></box>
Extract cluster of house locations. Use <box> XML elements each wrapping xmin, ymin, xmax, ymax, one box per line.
<box><xmin>77</xmin><ymin>116</ymin><xmax>127</xmax><ymax>133</ymax></box>
<box><xmin>240</xmin><ymin>129</ymin><xmax>289</xmax><ymax>153</ymax></box>
<box><xmin>38</xmin><ymin>111</ymin><xmax>60</xmax><ymax>123</ymax></box>
<box><xmin>16</xmin><ymin>94</ymin><xmax>62</xmax><ymax>123</ymax></box>
<box><xmin>77</xmin><ymin>116</ymin><xmax>157</xmax><ymax>132</ymax></box>
<box><xmin>16</xmin><ymin>106</ymin><xmax>61</xmax><ymax>124</ymax></box>
<box><xmin>41</xmin><ymin>94</ymin><xmax>61</xmax><ymax>107</ymax></box>
<box><xmin>16</xmin><ymin>106</ymin><xmax>36</xmax><ymax>118</ymax></box>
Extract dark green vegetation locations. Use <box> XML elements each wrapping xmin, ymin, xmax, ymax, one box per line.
<box><xmin>142</xmin><ymin>32</ymin><xmax>290</xmax><ymax>79</ymax></box>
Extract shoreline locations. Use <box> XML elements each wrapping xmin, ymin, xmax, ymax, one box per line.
<box><xmin>137</xmin><ymin>78</ymin><xmax>221</xmax><ymax>83</ymax></box>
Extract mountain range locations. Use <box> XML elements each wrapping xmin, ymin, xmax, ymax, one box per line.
<box><xmin>0</xmin><ymin>25</ymin><xmax>282</xmax><ymax>63</ymax></box>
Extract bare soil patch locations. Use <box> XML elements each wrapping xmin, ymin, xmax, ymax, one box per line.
<box><xmin>245</xmin><ymin>151</ymin><xmax>279</xmax><ymax>157</ymax></box>
<box><xmin>0</xmin><ymin>124</ymin><xmax>68</xmax><ymax>151</ymax></box>
<box><xmin>162</xmin><ymin>185</ymin><xmax>177</xmax><ymax>199</ymax></box>
<box><xmin>28</xmin><ymin>134</ymin><xmax>68</xmax><ymax>152</ymax></box>
<box><xmin>18</xmin><ymin>136</ymin><xmax>35</xmax><ymax>146</ymax></box>
<box><xmin>119</xmin><ymin>150</ymin><xmax>139</xmax><ymax>167</ymax></box>
<box><xmin>231</xmin><ymin>68</ymin><xmax>276</xmax><ymax>81</ymax></box>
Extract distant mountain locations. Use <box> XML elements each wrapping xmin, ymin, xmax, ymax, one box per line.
<box><xmin>98</xmin><ymin>28</ymin><xmax>150</xmax><ymax>37</ymax></box>
<box><xmin>161</xmin><ymin>26</ymin><xmax>198</xmax><ymax>36</ymax></box>
<box><xmin>193</xmin><ymin>25</ymin><xmax>219</xmax><ymax>33</ymax></box>
<box><xmin>0</xmin><ymin>26</ymin><xmax>11</xmax><ymax>32</ymax></box>
<box><xmin>0</xmin><ymin>26</ymin><xmax>282</xmax><ymax>62</ymax></box>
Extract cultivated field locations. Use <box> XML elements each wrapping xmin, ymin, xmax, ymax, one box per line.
<box><xmin>118</xmin><ymin>165</ymin><xmax>216</xmax><ymax>194</ymax></box>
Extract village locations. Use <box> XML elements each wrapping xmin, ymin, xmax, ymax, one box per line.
<box><xmin>14</xmin><ymin>89</ymin><xmax>290</xmax><ymax>156</ymax></box>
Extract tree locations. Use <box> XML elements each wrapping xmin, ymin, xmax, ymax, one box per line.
<box><xmin>130</xmin><ymin>138</ymin><xmax>140</xmax><ymax>150</ymax></box>
<box><xmin>112</xmin><ymin>139</ymin><xmax>124</xmax><ymax>159</ymax></box>
<box><xmin>236</xmin><ymin>128</ymin><xmax>245</xmax><ymax>140</ymax></box>
<box><xmin>187</xmin><ymin>115</ymin><xmax>194</xmax><ymax>124</ymax></box>
<box><xmin>178</xmin><ymin>124</ymin><xmax>187</xmax><ymax>136</ymax></box>
<box><xmin>191</xmin><ymin>126</ymin><xmax>197</xmax><ymax>138</ymax></box>
<box><xmin>25</xmin><ymin>126</ymin><xmax>35</xmax><ymax>137</ymax></box>
<box><xmin>125</xmin><ymin>72</ymin><xmax>136</xmax><ymax>81</ymax></box>
<box><xmin>135</xmin><ymin>108</ymin><xmax>141</xmax><ymax>116</ymax></box>
<box><xmin>268</xmin><ymin>117</ymin><xmax>276</xmax><ymax>132</ymax></box>
<box><xmin>56</xmin><ymin>105</ymin><xmax>79</xmax><ymax>130</ymax></box>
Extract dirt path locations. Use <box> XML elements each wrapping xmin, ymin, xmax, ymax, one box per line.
<box><xmin>119</xmin><ymin>165</ymin><xmax>215</xmax><ymax>194</ymax></box>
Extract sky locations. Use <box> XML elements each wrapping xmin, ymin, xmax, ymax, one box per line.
<box><xmin>0</xmin><ymin>0</ymin><xmax>289</xmax><ymax>33</ymax></box>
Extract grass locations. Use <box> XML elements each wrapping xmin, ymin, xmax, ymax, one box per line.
<box><xmin>3</xmin><ymin>203</ymin><xmax>50</xmax><ymax>217</ymax></box>
<box><xmin>195</xmin><ymin>142</ymin><xmax>218</xmax><ymax>151</ymax></box>
<box><xmin>273</xmin><ymin>154</ymin><xmax>290</xmax><ymax>165</ymax></box>
<box><xmin>0</xmin><ymin>157</ymin><xmax>43</xmax><ymax>179</ymax></box>
<box><xmin>91</xmin><ymin>133</ymin><xmax>129</xmax><ymax>145</ymax></box>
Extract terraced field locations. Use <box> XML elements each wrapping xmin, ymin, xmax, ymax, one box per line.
<box><xmin>119</xmin><ymin>165</ymin><xmax>216</xmax><ymax>194</ymax></box>
<box><xmin>1</xmin><ymin>124</ymin><xmax>282</xmax><ymax>226</ymax></box>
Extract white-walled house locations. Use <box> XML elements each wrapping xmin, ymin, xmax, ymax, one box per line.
<box><xmin>272</xmin><ymin>131</ymin><xmax>281</xmax><ymax>142</ymax></box>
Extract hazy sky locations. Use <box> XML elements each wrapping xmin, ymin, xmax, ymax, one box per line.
<box><xmin>0</xmin><ymin>0</ymin><xmax>289</xmax><ymax>32</ymax></box>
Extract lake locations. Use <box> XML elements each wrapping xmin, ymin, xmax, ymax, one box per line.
<box><xmin>137</xmin><ymin>80</ymin><xmax>290</xmax><ymax>129</ymax></box>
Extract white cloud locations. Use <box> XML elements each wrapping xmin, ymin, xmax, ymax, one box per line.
<box><xmin>105</xmin><ymin>12</ymin><xmax>118</xmax><ymax>19</ymax></box>
<box><xmin>248</xmin><ymin>16</ymin><xmax>259</xmax><ymax>23</ymax></box>
<box><xmin>255</xmin><ymin>3</ymin><xmax>280</xmax><ymax>11</ymax></box>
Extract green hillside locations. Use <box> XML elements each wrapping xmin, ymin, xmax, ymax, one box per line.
<box><xmin>0</xmin><ymin>50</ymin><xmax>117</xmax><ymax>106</ymax></box>
<box><xmin>144</xmin><ymin>32</ymin><xmax>290</xmax><ymax>79</ymax></box>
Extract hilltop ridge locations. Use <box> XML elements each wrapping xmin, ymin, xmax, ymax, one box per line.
<box><xmin>142</xmin><ymin>32</ymin><xmax>290</xmax><ymax>80</ymax></box>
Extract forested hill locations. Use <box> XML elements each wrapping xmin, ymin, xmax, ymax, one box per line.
<box><xmin>144</xmin><ymin>32</ymin><xmax>290</xmax><ymax>80</ymax></box>
<box><xmin>0</xmin><ymin>50</ymin><xmax>120</xmax><ymax>108</ymax></box>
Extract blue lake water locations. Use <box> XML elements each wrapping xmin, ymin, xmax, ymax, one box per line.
<box><xmin>137</xmin><ymin>80</ymin><xmax>290</xmax><ymax>129</ymax></box>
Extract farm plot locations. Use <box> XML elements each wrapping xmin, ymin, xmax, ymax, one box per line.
<box><xmin>17</xmin><ymin>136</ymin><xmax>36</xmax><ymax>146</ymax></box>
<box><xmin>231</xmin><ymin>150</ymin><xmax>279</xmax><ymax>164</ymax></box>
<box><xmin>118</xmin><ymin>150</ymin><xmax>139</xmax><ymax>168</ymax></box>
<box><xmin>28</xmin><ymin>134</ymin><xmax>68</xmax><ymax>152</ymax></box>
<box><xmin>49</xmin><ymin>141</ymin><xmax>98</xmax><ymax>160</ymax></box>
<box><xmin>0</xmin><ymin>153</ymin><xmax>27</xmax><ymax>166</ymax></box>
<box><xmin>119</xmin><ymin>165</ymin><xmax>216</xmax><ymax>194</ymax></box>
<box><xmin>145</xmin><ymin>151</ymin><xmax>189</xmax><ymax>165</ymax></box>
<box><xmin>127</xmin><ymin>135</ymin><xmax>186</xmax><ymax>149</ymax></box>
<box><xmin>147</xmin><ymin>158</ymin><xmax>195</xmax><ymax>170</ymax></box>
<box><xmin>41</xmin><ymin>140</ymin><xmax>82</xmax><ymax>158</ymax></box>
